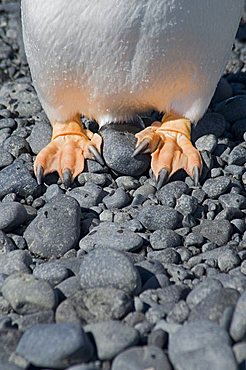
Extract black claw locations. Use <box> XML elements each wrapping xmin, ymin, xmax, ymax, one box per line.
<box><xmin>88</xmin><ymin>145</ymin><xmax>104</xmax><ymax>166</ymax></box>
<box><xmin>63</xmin><ymin>168</ymin><xmax>72</xmax><ymax>189</ymax></box>
<box><xmin>36</xmin><ymin>165</ymin><xmax>44</xmax><ymax>185</ymax></box>
<box><xmin>132</xmin><ymin>138</ymin><xmax>150</xmax><ymax>157</ymax></box>
<box><xmin>156</xmin><ymin>168</ymin><xmax>169</xmax><ymax>190</ymax></box>
<box><xmin>192</xmin><ymin>166</ymin><xmax>200</xmax><ymax>187</ymax></box>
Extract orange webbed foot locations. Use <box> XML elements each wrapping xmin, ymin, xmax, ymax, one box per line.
<box><xmin>134</xmin><ymin>113</ymin><xmax>202</xmax><ymax>189</ymax></box>
<box><xmin>34</xmin><ymin>116</ymin><xmax>103</xmax><ymax>187</ymax></box>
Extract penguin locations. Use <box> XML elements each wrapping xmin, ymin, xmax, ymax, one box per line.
<box><xmin>21</xmin><ymin>0</ymin><xmax>243</xmax><ymax>188</ymax></box>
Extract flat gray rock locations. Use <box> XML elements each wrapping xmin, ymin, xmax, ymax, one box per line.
<box><xmin>79</xmin><ymin>248</ymin><xmax>141</xmax><ymax>295</ymax></box>
<box><xmin>68</xmin><ymin>183</ymin><xmax>106</xmax><ymax>208</ymax></box>
<box><xmin>80</xmin><ymin>222</ymin><xmax>143</xmax><ymax>252</ymax></box>
<box><xmin>0</xmin><ymin>202</ymin><xmax>27</xmax><ymax>232</ymax></box>
<box><xmin>0</xmin><ymin>250</ymin><xmax>32</xmax><ymax>275</ymax></box>
<box><xmin>136</xmin><ymin>205</ymin><xmax>181</xmax><ymax>231</ymax></box>
<box><xmin>169</xmin><ymin>320</ymin><xmax>237</xmax><ymax>370</ymax></box>
<box><xmin>157</xmin><ymin>181</ymin><xmax>189</xmax><ymax>207</ymax></box>
<box><xmin>24</xmin><ymin>195</ymin><xmax>81</xmax><ymax>258</ymax></box>
<box><xmin>150</xmin><ymin>229</ymin><xmax>182</xmax><ymax>250</ymax></box>
<box><xmin>85</xmin><ymin>320</ymin><xmax>139</xmax><ymax>360</ymax></box>
<box><xmin>192</xmin><ymin>219</ymin><xmax>232</xmax><ymax>246</ymax></box>
<box><xmin>2</xmin><ymin>273</ymin><xmax>57</xmax><ymax>314</ymax></box>
<box><xmin>16</xmin><ymin>323</ymin><xmax>93</xmax><ymax>368</ymax></box>
<box><xmin>230</xmin><ymin>290</ymin><xmax>246</xmax><ymax>341</ymax></box>
<box><xmin>202</xmin><ymin>176</ymin><xmax>231</xmax><ymax>199</ymax></box>
<box><xmin>33</xmin><ymin>262</ymin><xmax>70</xmax><ymax>286</ymax></box>
<box><xmin>112</xmin><ymin>345</ymin><xmax>172</xmax><ymax>370</ymax></box>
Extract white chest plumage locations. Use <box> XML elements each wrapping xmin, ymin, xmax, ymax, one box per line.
<box><xmin>21</xmin><ymin>0</ymin><xmax>243</xmax><ymax>125</ymax></box>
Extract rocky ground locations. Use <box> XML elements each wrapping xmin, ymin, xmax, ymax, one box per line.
<box><xmin>0</xmin><ymin>1</ymin><xmax>246</xmax><ymax>370</ymax></box>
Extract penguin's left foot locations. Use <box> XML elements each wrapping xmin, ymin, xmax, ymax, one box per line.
<box><xmin>133</xmin><ymin>112</ymin><xmax>202</xmax><ymax>189</ymax></box>
<box><xmin>34</xmin><ymin>116</ymin><xmax>103</xmax><ymax>188</ymax></box>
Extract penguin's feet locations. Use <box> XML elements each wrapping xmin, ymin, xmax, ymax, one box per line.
<box><xmin>34</xmin><ymin>117</ymin><xmax>103</xmax><ymax>188</ymax></box>
<box><xmin>133</xmin><ymin>112</ymin><xmax>202</xmax><ymax>189</ymax></box>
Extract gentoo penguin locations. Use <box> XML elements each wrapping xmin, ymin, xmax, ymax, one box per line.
<box><xmin>21</xmin><ymin>0</ymin><xmax>243</xmax><ymax>187</ymax></box>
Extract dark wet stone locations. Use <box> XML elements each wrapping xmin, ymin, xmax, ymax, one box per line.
<box><xmin>0</xmin><ymin>160</ymin><xmax>39</xmax><ymax>199</ymax></box>
<box><xmin>0</xmin><ymin>202</ymin><xmax>27</xmax><ymax>232</ymax></box>
<box><xmin>193</xmin><ymin>219</ymin><xmax>233</xmax><ymax>246</ymax></box>
<box><xmin>112</xmin><ymin>345</ymin><xmax>171</xmax><ymax>370</ymax></box>
<box><xmin>169</xmin><ymin>320</ymin><xmax>237</xmax><ymax>370</ymax></box>
<box><xmin>2</xmin><ymin>273</ymin><xmax>57</xmax><ymax>314</ymax></box>
<box><xmin>79</xmin><ymin>222</ymin><xmax>143</xmax><ymax>252</ymax></box>
<box><xmin>136</xmin><ymin>205</ymin><xmax>181</xmax><ymax>231</ymax></box>
<box><xmin>79</xmin><ymin>248</ymin><xmax>141</xmax><ymax>294</ymax></box>
<box><xmin>202</xmin><ymin>176</ymin><xmax>231</xmax><ymax>199</ymax></box>
<box><xmin>16</xmin><ymin>323</ymin><xmax>93</xmax><ymax>368</ymax></box>
<box><xmin>150</xmin><ymin>229</ymin><xmax>182</xmax><ymax>250</ymax></box>
<box><xmin>215</xmin><ymin>95</ymin><xmax>246</xmax><ymax>122</ymax></box>
<box><xmin>192</xmin><ymin>113</ymin><xmax>226</xmax><ymax>141</ymax></box>
<box><xmin>157</xmin><ymin>181</ymin><xmax>189</xmax><ymax>207</ymax></box>
<box><xmin>101</xmin><ymin>122</ymin><xmax>150</xmax><ymax>176</ymax></box>
<box><xmin>24</xmin><ymin>195</ymin><xmax>81</xmax><ymax>258</ymax></box>
<box><xmin>85</xmin><ymin>320</ymin><xmax>139</xmax><ymax>360</ymax></box>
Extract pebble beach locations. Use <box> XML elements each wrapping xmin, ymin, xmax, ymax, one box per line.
<box><xmin>0</xmin><ymin>1</ymin><xmax>246</xmax><ymax>370</ymax></box>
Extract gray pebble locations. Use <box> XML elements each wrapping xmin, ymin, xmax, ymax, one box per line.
<box><xmin>0</xmin><ymin>250</ymin><xmax>32</xmax><ymax>275</ymax></box>
<box><xmin>137</xmin><ymin>205</ymin><xmax>181</xmax><ymax>231</ymax></box>
<box><xmin>193</xmin><ymin>219</ymin><xmax>233</xmax><ymax>246</ymax></box>
<box><xmin>101</xmin><ymin>122</ymin><xmax>150</xmax><ymax>176</ymax></box>
<box><xmin>0</xmin><ymin>160</ymin><xmax>39</xmax><ymax>198</ymax></box>
<box><xmin>33</xmin><ymin>262</ymin><xmax>70</xmax><ymax>286</ymax></box>
<box><xmin>79</xmin><ymin>222</ymin><xmax>143</xmax><ymax>252</ymax></box>
<box><xmin>16</xmin><ymin>323</ymin><xmax>93</xmax><ymax>368</ymax></box>
<box><xmin>166</xmin><ymin>300</ymin><xmax>190</xmax><ymax>323</ymax></box>
<box><xmin>133</xmin><ymin>183</ymin><xmax>156</xmax><ymax>197</ymax></box>
<box><xmin>27</xmin><ymin>118</ymin><xmax>52</xmax><ymax>154</ymax></box>
<box><xmin>79</xmin><ymin>248</ymin><xmax>141</xmax><ymax>294</ymax></box>
<box><xmin>24</xmin><ymin>195</ymin><xmax>81</xmax><ymax>258</ymax></box>
<box><xmin>202</xmin><ymin>176</ymin><xmax>231</xmax><ymax>198</ymax></box>
<box><xmin>68</xmin><ymin>184</ymin><xmax>106</xmax><ymax>208</ymax></box>
<box><xmin>230</xmin><ymin>290</ymin><xmax>246</xmax><ymax>341</ymax></box>
<box><xmin>228</xmin><ymin>143</ymin><xmax>246</xmax><ymax>166</ymax></box>
<box><xmin>55</xmin><ymin>276</ymin><xmax>81</xmax><ymax>299</ymax></box>
<box><xmin>2</xmin><ymin>273</ymin><xmax>57</xmax><ymax>314</ymax></box>
<box><xmin>77</xmin><ymin>172</ymin><xmax>108</xmax><ymax>187</ymax></box>
<box><xmin>0</xmin><ymin>148</ymin><xmax>14</xmax><ymax>168</ymax></box>
<box><xmin>184</xmin><ymin>232</ymin><xmax>204</xmax><ymax>247</ymax></box>
<box><xmin>150</xmin><ymin>228</ymin><xmax>182</xmax><ymax>250</ymax></box>
<box><xmin>175</xmin><ymin>194</ymin><xmax>198</xmax><ymax>216</ymax></box>
<box><xmin>218</xmin><ymin>250</ymin><xmax>241</xmax><ymax>272</ymax></box>
<box><xmin>219</xmin><ymin>193</ymin><xmax>246</xmax><ymax>209</ymax></box>
<box><xmin>169</xmin><ymin>320</ymin><xmax>237</xmax><ymax>370</ymax></box>
<box><xmin>115</xmin><ymin>176</ymin><xmax>140</xmax><ymax>190</ymax></box>
<box><xmin>135</xmin><ymin>259</ymin><xmax>166</xmax><ymax>284</ymax></box>
<box><xmin>103</xmin><ymin>188</ymin><xmax>131</xmax><ymax>209</ymax></box>
<box><xmin>157</xmin><ymin>181</ymin><xmax>189</xmax><ymax>207</ymax></box>
<box><xmin>45</xmin><ymin>184</ymin><xmax>64</xmax><ymax>201</ymax></box>
<box><xmin>14</xmin><ymin>309</ymin><xmax>55</xmax><ymax>331</ymax></box>
<box><xmin>233</xmin><ymin>342</ymin><xmax>246</xmax><ymax>364</ymax></box>
<box><xmin>85</xmin><ymin>320</ymin><xmax>139</xmax><ymax>360</ymax></box>
<box><xmin>0</xmin><ymin>230</ymin><xmax>16</xmax><ymax>253</ymax></box>
<box><xmin>0</xmin><ymin>202</ymin><xmax>27</xmax><ymax>232</ymax></box>
<box><xmin>3</xmin><ymin>135</ymin><xmax>30</xmax><ymax>158</ymax></box>
<box><xmin>186</xmin><ymin>278</ymin><xmax>223</xmax><ymax>309</ymax></box>
<box><xmin>112</xmin><ymin>345</ymin><xmax>171</xmax><ymax>370</ymax></box>
<box><xmin>195</xmin><ymin>134</ymin><xmax>217</xmax><ymax>152</ymax></box>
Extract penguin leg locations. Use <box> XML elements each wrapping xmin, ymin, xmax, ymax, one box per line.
<box><xmin>133</xmin><ymin>112</ymin><xmax>202</xmax><ymax>189</ymax></box>
<box><xmin>34</xmin><ymin>115</ymin><xmax>103</xmax><ymax>187</ymax></box>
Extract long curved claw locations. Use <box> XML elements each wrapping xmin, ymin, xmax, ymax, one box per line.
<box><xmin>36</xmin><ymin>164</ymin><xmax>44</xmax><ymax>185</ymax></box>
<box><xmin>88</xmin><ymin>145</ymin><xmax>104</xmax><ymax>166</ymax></box>
<box><xmin>132</xmin><ymin>138</ymin><xmax>150</xmax><ymax>157</ymax></box>
<box><xmin>63</xmin><ymin>168</ymin><xmax>73</xmax><ymax>189</ymax></box>
<box><xmin>192</xmin><ymin>166</ymin><xmax>200</xmax><ymax>187</ymax></box>
<box><xmin>156</xmin><ymin>168</ymin><xmax>169</xmax><ymax>190</ymax></box>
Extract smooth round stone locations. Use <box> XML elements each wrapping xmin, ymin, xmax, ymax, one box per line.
<box><xmin>228</xmin><ymin>143</ymin><xmax>246</xmax><ymax>166</ymax></box>
<box><xmin>0</xmin><ymin>202</ymin><xmax>27</xmax><ymax>232</ymax></box>
<box><xmin>150</xmin><ymin>229</ymin><xmax>182</xmax><ymax>250</ymax></box>
<box><xmin>112</xmin><ymin>345</ymin><xmax>171</xmax><ymax>370</ymax></box>
<box><xmin>169</xmin><ymin>320</ymin><xmax>237</xmax><ymax>370</ymax></box>
<box><xmin>157</xmin><ymin>181</ymin><xmax>189</xmax><ymax>207</ymax></box>
<box><xmin>79</xmin><ymin>248</ymin><xmax>141</xmax><ymax>294</ymax></box>
<box><xmin>24</xmin><ymin>195</ymin><xmax>81</xmax><ymax>258</ymax></box>
<box><xmin>186</xmin><ymin>279</ymin><xmax>223</xmax><ymax>309</ymax></box>
<box><xmin>77</xmin><ymin>172</ymin><xmax>108</xmax><ymax>187</ymax></box>
<box><xmin>68</xmin><ymin>183</ymin><xmax>106</xmax><ymax>208</ymax></box>
<box><xmin>133</xmin><ymin>183</ymin><xmax>156</xmax><ymax>197</ymax></box>
<box><xmin>45</xmin><ymin>184</ymin><xmax>64</xmax><ymax>201</ymax></box>
<box><xmin>33</xmin><ymin>262</ymin><xmax>70</xmax><ymax>286</ymax></box>
<box><xmin>0</xmin><ymin>149</ymin><xmax>14</xmax><ymax>168</ymax></box>
<box><xmin>80</xmin><ymin>222</ymin><xmax>143</xmax><ymax>252</ymax></box>
<box><xmin>219</xmin><ymin>193</ymin><xmax>246</xmax><ymax>209</ymax></box>
<box><xmin>135</xmin><ymin>259</ymin><xmax>166</xmax><ymax>284</ymax></box>
<box><xmin>230</xmin><ymin>290</ymin><xmax>246</xmax><ymax>341</ymax></box>
<box><xmin>16</xmin><ymin>323</ymin><xmax>93</xmax><ymax>368</ymax></box>
<box><xmin>137</xmin><ymin>205</ymin><xmax>181</xmax><ymax>231</ymax></box>
<box><xmin>184</xmin><ymin>232</ymin><xmax>204</xmax><ymax>247</ymax></box>
<box><xmin>3</xmin><ymin>136</ymin><xmax>30</xmax><ymax>158</ymax></box>
<box><xmin>188</xmin><ymin>288</ymin><xmax>239</xmax><ymax>323</ymax></box>
<box><xmin>0</xmin><ymin>250</ymin><xmax>32</xmax><ymax>275</ymax></box>
<box><xmin>27</xmin><ymin>118</ymin><xmax>52</xmax><ymax>154</ymax></box>
<box><xmin>100</xmin><ymin>122</ymin><xmax>150</xmax><ymax>176</ymax></box>
<box><xmin>202</xmin><ymin>176</ymin><xmax>231</xmax><ymax>199</ymax></box>
<box><xmin>103</xmin><ymin>188</ymin><xmax>131</xmax><ymax>209</ymax></box>
<box><xmin>115</xmin><ymin>176</ymin><xmax>140</xmax><ymax>190</ymax></box>
<box><xmin>2</xmin><ymin>273</ymin><xmax>57</xmax><ymax>314</ymax></box>
<box><xmin>148</xmin><ymin>249</ymin><xmax>180</xmax><ymax>266</ymax></box>
<box><xmin>166</xmin><ymin>300</ymin><xmax>190</xmax><ymax>324</ymax></box>
<box><xmin>175</xmin><ymin>194</ymin><xmax>198</xmax><ymax>216</ymax></box>
<box><xmin>195</xmin><ymin>134</ymin><xmax>217</xmax><ymax>153</ymax></box>
<box><xmin>192</xmin><ymin>219</ymin><xmax>233</xmax><ymax>246</ymax></box>
<box><xmin>0</xmin><ymin>160</ymin><xmax>40</xmax><ymax>198</ymax></box>
<box><xmin>85</xmin><ymin>320</ymin><xmax>139</xmax><ymax>360</ymax></box>
<box><xmin>218</xmin><ymin>250</ymin><xmax>241</xmax><ymax>272</ymax></box>
<box><xmin>192</xmin><ymin>113</ymin><xmax>226</xmax><ymax>141</ymax></box>
<box><xmin>55</xmin><ymin>276</ymin><xmax>81</xmax><ymax>299</ymax></box>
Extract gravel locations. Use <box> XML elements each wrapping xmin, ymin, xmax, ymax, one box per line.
<box><xmin>0</xmin><ymin>3</ymin><xmax>245</xmax><ymax>370</ymax></box>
